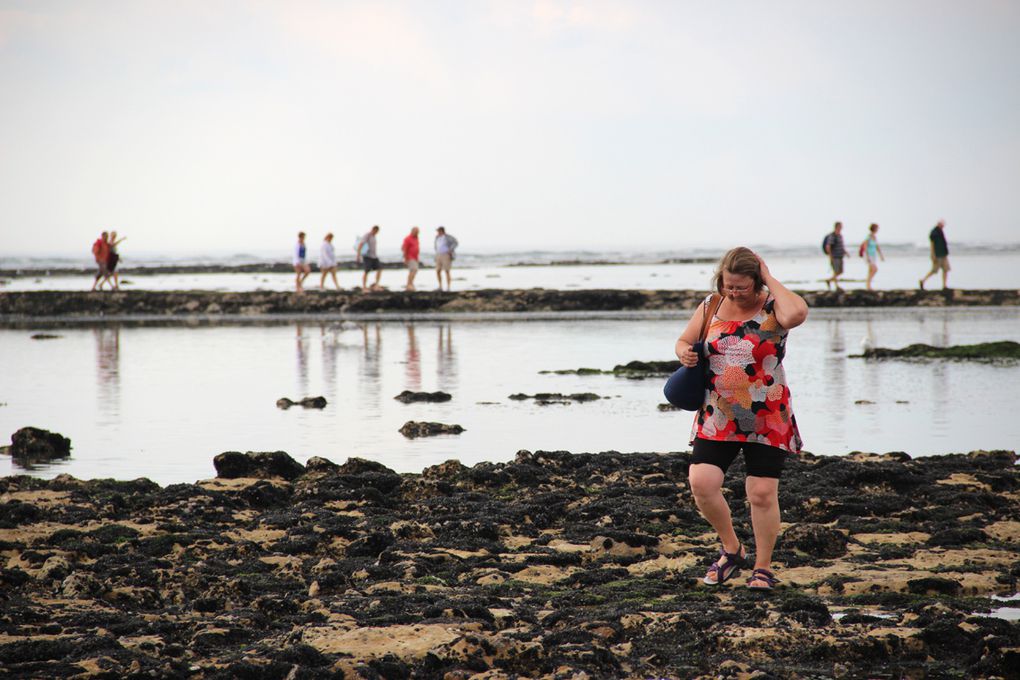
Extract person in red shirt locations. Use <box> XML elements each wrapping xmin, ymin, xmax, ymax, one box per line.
<box><xmin>90</xmin><ymin>231</ymin><xmax>111</xmax><ymax>291</ymax></box>
<box><xmin>401</xmin><ymin>226</ymin><xmax>421</xmax><ymax>291</ymax></box>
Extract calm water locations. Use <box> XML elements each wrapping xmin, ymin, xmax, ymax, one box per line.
<box><xmin>1</xmin><ymin>307</ymin><xmax>1018</xmax><ymax>484</ymax></box>
<box><xmin>2</xmin><ymin>252</ymin><xmax>1018</xmax><ymax>292</ymax></box>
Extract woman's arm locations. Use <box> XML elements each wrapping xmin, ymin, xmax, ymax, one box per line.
<box><xmin>758</xmin><ymin>254</ymin><xmax>808</xmax><ymax>330</ymax></box>
<box><xmin>674</xmin><ymin>302</ymin><xmax>708</xmax><ymax>367</ymax></box>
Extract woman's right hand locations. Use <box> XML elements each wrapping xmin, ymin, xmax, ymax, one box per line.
<box><xmin>679</xmin><ymin>345</ymin><xmax>699</xmax><ymax>368</ymax></box>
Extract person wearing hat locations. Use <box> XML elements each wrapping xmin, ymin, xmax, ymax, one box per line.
<box><xmin>434</xmin><ymin>226</ymin><xmax>458</xmax><ymax>291</ymax></box>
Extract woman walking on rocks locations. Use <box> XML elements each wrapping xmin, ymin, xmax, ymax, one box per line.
<box><xmin>674</xmin><ymin>247</ymin><xmax>808</xmax><ymax>590</ymax></box>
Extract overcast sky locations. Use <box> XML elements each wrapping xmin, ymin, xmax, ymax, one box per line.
<box><xmin>1</xmin><ymin>0</ymin><xmax>1018</xmax><ymax>257</ymax></box>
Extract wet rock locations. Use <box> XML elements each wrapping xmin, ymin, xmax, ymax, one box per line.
<box><xmin>60</xmin><ymin>572</ymin><xmax>104</xmax><ymax>598</ymax></box>
<box><xmin>3</xmin><ymin>288</ymin><xmax>1020</xmax><ymax>319</ymax></box>
<box><xmin>422</xmin><ymin>460</ymin><xmax>468</xmax><ymax>480</ymax></box>
<box><xmin>907</xmin><ymin>577</ymin><xmax>962</xmax><ymax>596</ymax></box>
<box><xmin>927</xmin><ymin>527</ymin><xmax>988</xmax><ymax>547</ymax></box>
<box><xmin>305</xmin><ymin>456</ymin><xmax>340</xmax><ymax>473</ymax></box>
<box><xmin>2</xmin><ymin>426</ymin><xmax>71</xmax><ymax>464</ymax></box>
<box><xmin>783</xmin><ymin>523</ymin><xmax>849</xmax><ymax>558</ymax></box>
<box><xmin>399</xmin><ymin>421</ymin><xmax>465</xmax><ymax>438</ymax></box>
<box><xmin>394</xmin><ymin>390</ymin><xmax>453</xmax><ymax>403</ymax></box>
<box><xmin>857</xmin><ymin>340</ymin><xmax>1020</xmax><ymax>361</ymax></box>
<box><xmin>508</xmin><ymin>392</ymin><xmax>601</xmax><ymax>404</ymax></box>
<box><xmin>276</xmin><ymin>395</ymin><xmax>327</xmax><ymax>409</ymax></box>
<box><xmin>213</xmin><ymin>450</ymin><xmax>305</xmax><ymax>480</ymax></box>
<box><xmin>29</xmin><ymin>333</ymin><xmax>61</xmax><ymax>340</ymax></box>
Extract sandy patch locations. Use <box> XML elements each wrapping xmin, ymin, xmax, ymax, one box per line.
<box><xmin>936</xmin><ymin>473</ymin><xmax>992</xmax><ymax>491</ymax></box>
<box><xmin>513</xmin><ymin>564</ymin><xmax>580</xmax><ymax>585</ymax></box>
<box><xmin>985</xmin><ymin>520</ymin><xmax>1020</xmax><ymax>543</ymax></box>
<box><xmin>302</xmin><ymin>623</ymin><xmax>474</xmax><ymax>659</ymax></box>
<box><xmin>626</xmin><ymin>554</ymin><xmax>698</xmax><ymax>576</ymax></box>
<box><xmin>852</xmin><ymin>532</ymin><xmax>930</xmax><ymax>545</ymax></box>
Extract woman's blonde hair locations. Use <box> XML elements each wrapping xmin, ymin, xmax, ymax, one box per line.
<box><xmin>713</xmin><ymin>247</ymin><xmax>764</xmax><ymax>294</ymax></box>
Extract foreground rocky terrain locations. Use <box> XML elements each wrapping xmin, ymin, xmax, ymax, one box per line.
<box><xmin>2</xmin><ymin>287</ymin><xmax>1018</xmax><ymax>320</ymax></box>
<box><xmin>1</xmin><ymin>448</ymin><xmax>1018</xmax><ymax>678</ymax></box>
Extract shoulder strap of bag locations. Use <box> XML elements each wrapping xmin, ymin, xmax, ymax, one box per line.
<box><xmin>698</xmin><ymin>293</ymin><xmax>723</xmax><ymax>342</ymax></box>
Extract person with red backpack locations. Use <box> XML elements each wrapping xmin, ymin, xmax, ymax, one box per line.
<box><xmin>90</xmin><ymin>232</ymin><xmax>111</xmax><ymax>291</ymax></box>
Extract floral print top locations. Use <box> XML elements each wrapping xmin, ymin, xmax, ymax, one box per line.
<box><xmin>690</xmin><ymin>294</ymin><xmax>803</xmax><ymax>453</ymax></box>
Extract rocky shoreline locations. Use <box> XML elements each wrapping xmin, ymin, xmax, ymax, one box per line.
<box><xmin>2</xmin><ymin>288</ymin><xmax>1019</xmax><ymax>320</ymax></box>
<box><xmin>1</xmin><ymin>448</ymin><xmax>1017</xmax><ymax>678</ymax></box>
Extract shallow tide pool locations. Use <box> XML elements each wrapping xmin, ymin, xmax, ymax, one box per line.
<box><xmin>1</xmin><ymin>307</ymin><xmax>1018</xmax><ymax>485</ymax></box>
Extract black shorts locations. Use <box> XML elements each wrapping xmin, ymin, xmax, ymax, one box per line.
<box><xmin>363</xmin><ymin>256</ymin><xmax>381</xmax><ymax>272</ymax></box>
<box><xmin>691</xmin><ymin>438</ymin><xmax>787</xmax><ymax>479</ymax></box>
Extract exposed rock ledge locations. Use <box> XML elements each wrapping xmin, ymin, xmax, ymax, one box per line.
<box><xmin>0</xmin><ymin>448</ymin><xmax>1017</xmax><ymax>678</ymax></box>
<box><xmin>2</xmin><ymin>287</ymin><xmax>1019</xmax><ymax>319</ymax></box>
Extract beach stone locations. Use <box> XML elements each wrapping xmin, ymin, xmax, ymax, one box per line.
<box><xmin>305</xmin><ymin>456</ymin><xmax>340</xmax><ymax>473</ymax></box>
<box><xmin>3</xmin><ymin>426</ymin><xmax>71</xmax><ymax>463</ymax></box>
<box><xmin>61</xmin><ymin>572</ymin><xmax>103</xmax><ymax>598</ymax></box>
<box><xmin>394</xmin><ymin>390</ymin><xmax>452</xmax><ymax>403</ymax></box>
<box><xmin>423</xmin><ymin>459</ymin><xmax>468</xmax><ymax>480</ymax></box>
<box><xmin>927</xmin><ymin>527</ymin><xmax>988</xmax><ymax>546</ymax></box>
<box><xmin>337</xmin><ymin>457</ymin><xmax>397</xmax><ymax>476</ymax></box>
<box><xmin>276</xmin><ymin>396</ymin><xmax>327</xmax><ymax>409</ymax></box>
<box><xmin>907</xmin><ymin>577</ymin><xmax>962</xmax><ymax>596</ymax></box>
<box><xmin>213</xmin><ymin>451</ymin><xmax>305</xmax><ymax>480</ymax></box>
<box><xmin>399</xmin><ymin>421</ymin><xmax>465</xmax><ymax>439</ymax></box>
<box><xmin>783</xmin><ymin>523</ymin><xmax>849</xmax><ymax>558</ymax></box>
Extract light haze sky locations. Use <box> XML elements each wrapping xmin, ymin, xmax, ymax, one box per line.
<box><xmin>1</xmin><ymin>1</ymin><xmax>1018</xmax><ymax>258</ymax></box>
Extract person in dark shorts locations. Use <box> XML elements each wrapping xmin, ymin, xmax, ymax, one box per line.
<box><xmin>823</xmin><ymin>221</ymin><xmax>847</xmax><ymax>291</ymax></box>
<box><xmin>919</xmin><ymin>220</ymin><xmax>950</xmax><ymax>290</ymax></box>
<box><xmin>107</xmin><ymin>230</ymin><xmax>126</xmax><ymax>290</ymax></box>
<box><xmin>356</xmin><ymin>225</ymin><xmax>382</xmax><ymax>291</ymax></box>
<box><xmin>674</xmin><ymin>247</ymin><xmax>808</xmax><ymax>590</ymax></box>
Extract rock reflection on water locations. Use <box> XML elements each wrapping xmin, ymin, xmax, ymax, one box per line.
<box><xmin>0</xmin><ymin>307</ymin><xmax>1017</xmax><ymax>484</ymax></box>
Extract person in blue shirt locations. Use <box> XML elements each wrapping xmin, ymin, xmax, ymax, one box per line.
<box><xmin>293</xmin><ymin>232</ymin><xmax>311</xmax><ymax>293</ymax></box>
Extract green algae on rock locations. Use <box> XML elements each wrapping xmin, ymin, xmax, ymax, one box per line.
<box><xmin>855</xmin><ymin>340</ymin><xmax>1020</xmax><ymax>361</ymax></box>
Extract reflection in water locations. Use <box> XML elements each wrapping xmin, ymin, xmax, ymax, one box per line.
<box><xmin>295</xmin><ymin>324</ymin><xmax>310</xmax><ymax>395</ymax></box>
<box><xmin>94</xmin><ymin>326</ymin><xmax>120</xmax><ymax>410</ymax></box>
<box><xmin>360</xmin><ymin>324</ymin><xmax>382</xmax><ymax>410</ymax></box>
<box><xmin>320</xmin><ymin>325</ymin><xmax>338</xmax><ymax>399</ymax></box>
<box><xmin>404</xmin><ymin>325</ymin><xmax>421</xmax><ymax>391</ymax></box>
<box><xmin>436</xmin><ymin>325</ymin><xmax>457</xmax><ymax>391</ymax></box>
<box><xmin>823</xmin><ymin>319</ymin><xmax>848</xmax><ymax>443</ymax></box>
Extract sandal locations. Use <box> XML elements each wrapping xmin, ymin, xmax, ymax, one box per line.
<box><xmin>746</xmin><ymin>568</ymin><xmax>780</xmax><ymax>590</ymax></box>
<box><xmin>702</xmin><ymin>545</ymin><xmax>744</xmax><ymax>585</ymax></box>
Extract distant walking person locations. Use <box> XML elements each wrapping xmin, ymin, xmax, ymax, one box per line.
<box><xmin>861</xmin><ymin>223</ymin><xmax>884</xmax><ymax>291</ymax></box>
<box><xmin>356</xmin><ymin>225</ymin><xmax>382</xmax><ymax>291</ymax></box>
<box><xmin>402</xmin><ymin>226</ymin><xmax>421</xmax><ymax>291</ymax></box>
<box><xmin>434</xmin><ymin>226</ymin><xmax>458</xmax><ymax>291</ymax></box>
<box><xmin>107</xmin><ymin>231</ymin><xmax>126</xmax><ymax>291</ymax></box>
<box><xmin>318</xmin><ymin>233</ymin><xmax>340</xmax><ymax>290</ymax></box>
<box><xmin>823</xmin><ymin>222</ymin><xmax>847</xmax><ymax>291</ymax></box>
<box><xmin>919</xmin><ymin>220</ymin><xmax>950</xmax><ymax>290</ymax></box>
<box><xmin>294</xmin><ymin>231</ymin><xmax>311</xmax><ymax>293</ymax></box>
<box><xmin>91</xmin><ymin>231</ymin><xmax>111</xmax><ymax>291</ymax></box>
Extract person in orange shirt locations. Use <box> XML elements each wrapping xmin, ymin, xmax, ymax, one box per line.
<box><xmin>90</xmin><ymin>231</ymin><xmax>111</xmax><ymax>291</ymax></box>
<box><xmin>401</xmin><ymin>227</ymin><xmax>420</xmax><ymax>291</ymax></box>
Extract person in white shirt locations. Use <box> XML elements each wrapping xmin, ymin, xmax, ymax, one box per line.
<box><xmin>318</xmin><ymin>232</ymin><xmax>339</xmax><ymax>290</ymax></box>
<box><xmin>434</xmin><ymin>226</ymin><xmax>458</xmax><ymax>291</ymax></box>
<box><xmin>293</xmin><ymin>231</ymin><xmax>311</xmax><ymax>293</ymax></box>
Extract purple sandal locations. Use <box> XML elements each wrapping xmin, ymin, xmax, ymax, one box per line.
<box><xmin>746</xmin><ymin>568</ymin><xmax>780</xmax><ymax>590</ymax></box>
<box><xmin>702</xmin><ymin>545</ymin><xmax>744</xmax><ymax>585</ymax></box>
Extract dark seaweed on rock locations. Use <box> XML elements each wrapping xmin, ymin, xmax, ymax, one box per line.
<box><xmin>855</xmin><ymin>340</ymin><xmax>1020</xmax><ymax>361</ymax></box>
<box><xmin>0</xmin><ymin>448</ymin><xmax>1017</xmax><ymax>678</ymax></box>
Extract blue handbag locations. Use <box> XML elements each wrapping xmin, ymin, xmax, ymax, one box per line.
<box><xmin>663</xmin><ymin>294</ymin><xmax>722</xmax><ymax>410</ymax></box>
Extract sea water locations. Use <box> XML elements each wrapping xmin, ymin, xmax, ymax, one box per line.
<box><xmin>2</xmin><ymin>245</ymin><xmax>1019</xmax><ymax>293</ymax></box>
<box><xmin>1</xmin><ymin>307</ymin><xmax>1017</xmax><ymax>485</ymax></box>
